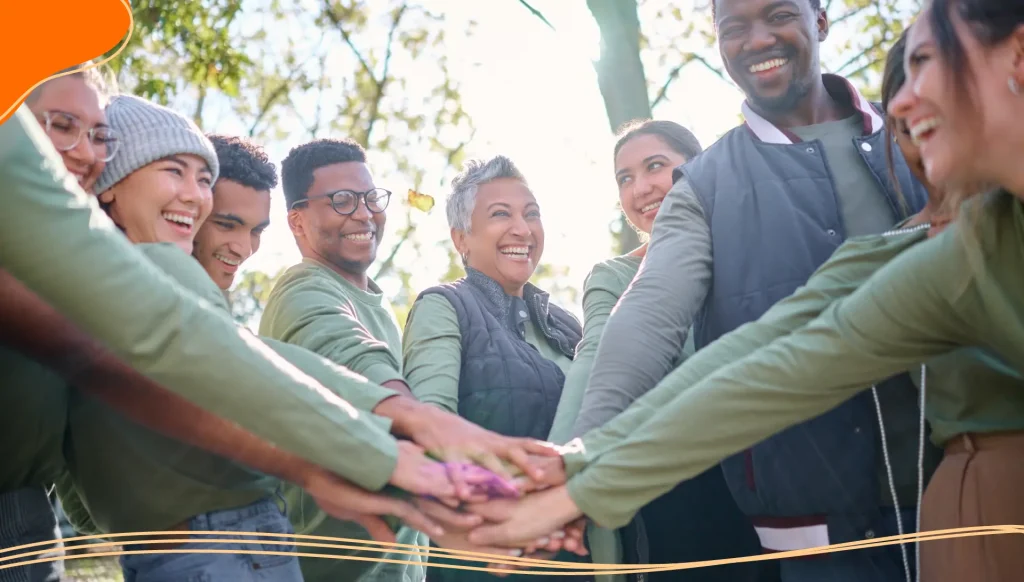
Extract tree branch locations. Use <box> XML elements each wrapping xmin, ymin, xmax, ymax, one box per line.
<box><xmin>830</xmin><ymin>4</ymin><xmax>870</xmax><ymax>26</ymax></box>
<box><xmin>365</xmin><ymin>3</ymin><xmax>408</xmax><ymax>145</ymax></box>
<box><xmin>247</xmin><ymin>82</ymin><xmax>291</xmax><ymax>137</ymax></box>
<box><xmin>322</xmin><ymin>0</ymin><xmax>378</xmax><ymax>88</ymax></box>
<box><xmin>517</xmin><ymin>0</ymin><xmax>555</xmax><ymax>31</ymax></box>
<box><xmin>650</xmin><ymin>54</ymin><xmax>727</xmax><ymax>109</ymax></box>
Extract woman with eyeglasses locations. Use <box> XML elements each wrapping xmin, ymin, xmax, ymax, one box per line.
<box><xmin>25</xmin><ymin>61</ymin><xmax>120</xmax><ymax>194</ymax></box>
<box><xmin>402</xmin><ymin>155</ymin><xmax>593</xmax><ymax>582</ymax></box>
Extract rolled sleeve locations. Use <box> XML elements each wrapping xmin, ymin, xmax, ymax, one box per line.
<box><xmin>572</xmin><ymin>177</ymin><xmax>712</xmax><ymax>437</ymax></box>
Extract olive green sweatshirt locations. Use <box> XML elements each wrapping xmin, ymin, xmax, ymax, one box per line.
<box><xmin>565</xmin><ymin>195</ymin><xmax>1024</xmax><ymax>529</ymax></box>
<box><xmin>0</xmin><ymin>106</ymin><xmax>400</xmax><ymax>490</ymax></box>
<box><xmin>260</xmin><ymin>258</ymin><xmax>427</xmax><ymax>582</ymax></box>
<box><xmin>56</xmin><ymin>244</ymin><xmax>399</xmax><ymax>536</ymax></box>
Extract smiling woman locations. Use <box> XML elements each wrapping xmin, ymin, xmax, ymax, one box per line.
<box><xmin>94</xmin><ymin>94</ymin><xmax>219</xmax><ymax>255</ymax></box>
<box><xmin>403</xmin><ymin>155</ymin><xmax>591</xmax><ymax>582</ymax></box>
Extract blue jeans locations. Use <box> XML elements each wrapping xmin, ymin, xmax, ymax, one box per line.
<box><xmin>0</xmin><ymin>487</ymin><xmax>64</xmax><ymax>582</ymax></box>
<box><xmin>120</xmin><ymin>496</ymin><xmax>303</xmax><ymax>582</ymax></box>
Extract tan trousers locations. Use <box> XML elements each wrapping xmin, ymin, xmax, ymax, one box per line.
<box><xmin>920</xmin><ymin>432</ymin><xmax>1024</xmax><ymax>582</ymax></box>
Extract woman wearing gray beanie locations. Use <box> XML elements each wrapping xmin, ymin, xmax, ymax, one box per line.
<box><xmin>56</xmin><ymin>94</ymin><xmax>308</xmax><ymax>582</ymax></box>
<box><xmin>94</xmin><ymin>94</ymin><xmax>219</xmax><ymax>255</ymax></box>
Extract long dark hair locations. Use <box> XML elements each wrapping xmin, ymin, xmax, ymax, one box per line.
<box><xmin>882</xmin><ymin>29</ymin><xmax>911</xmax><ymax>216</ymax></box>
<box><xmin>928</xmin><ymin>0</ymin><xmax>1024</xmax><ymax>109</ymax></box>
<box><xmin>613</xmin><ymin>119</ymin><xmax>703</xmax><ymax>162</ymax></box>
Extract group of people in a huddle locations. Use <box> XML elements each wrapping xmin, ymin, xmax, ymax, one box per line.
<box><xmin>2</xmin><ymin>0</ymin><xmax>1024</xmax><ymax>581</ymax></box>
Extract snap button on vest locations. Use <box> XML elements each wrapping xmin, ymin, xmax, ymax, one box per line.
<box><xmin>861</xmin><ymin>142</ymin><xmax>873</xmax><ymax>152</ymax></box>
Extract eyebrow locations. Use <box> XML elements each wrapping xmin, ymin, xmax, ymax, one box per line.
<box><xmin>48</xmin><ymin>109</ymin><xmax>110</xmax><ymax>128</ymax></box>
<box><xmin>615</xmin><ymin>154</ymin><xmax>671</xmax><ymax>178</ymax></box>
<box><xmin>719</xmin><ymin>0</ymin><xmax>799</xmax><ymax>25</ymax></box>
<box><xmin>164</xmin><ymin>155</ymin><xmax>213</xmax><ymax>175</ymax></box>
<box><xmin>487</xmin><ymin>202</ymin><xmax>511</xmax><ymax>211</ymax></box>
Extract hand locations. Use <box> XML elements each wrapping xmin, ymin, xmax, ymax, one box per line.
<box><xmin>376</xmin><ymin>397</ymin><xmax>559</xmax><ymax>482</ymax></box>
<box><xmin>467</xmin><ymin>486</ymin><xmax>584</xmax><ymax>549</ymax></box>
<box><xmin>511</xmin><ymin>454</ymin><xmax>567</xmax><ymax>494</ymax></box>
<box><xmin>389</xmin><ymin>441</ymin><xmax>519</xmax><ymax>503</ymax></box>
<box><xmin>301</xmin><ymin>468</ymin><xmax>446</xmax><ymax>541</ymax></box>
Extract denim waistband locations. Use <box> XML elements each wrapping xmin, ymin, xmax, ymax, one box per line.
<box><xmin>188</xmin><ymin>495</ymin><xmax>285</xmax><ymax>531</ymax></box>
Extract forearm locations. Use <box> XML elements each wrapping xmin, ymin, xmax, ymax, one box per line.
<box><xmin>572</xmin><ymin>180</ymin><xmax>712</xmax><ymax>437</ymax></box>
<box><xmin>568</xmin><ymin>276</ymin><xmax>965</xmax><ymax>529</ymax></box>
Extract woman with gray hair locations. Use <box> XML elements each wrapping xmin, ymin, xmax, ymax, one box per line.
<box><xmin>403</xmin><ymin>155</ymin><xmax>592</xmax><ymax>582</ymax></box>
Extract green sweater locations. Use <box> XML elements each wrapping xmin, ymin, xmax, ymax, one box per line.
<box><xmin>0</xmin><ymin>106</ymin><xmax>400</xmax><ymax>490</ymax></box>
<box><xmin>260</xmin><ymin>258</ymin><xmax>427</xmax><ymax>582</ymax></box>
<box><xmin>565</xmin><ymin>195</ymin><xmax>1024</xmax><ymax>529</ymax></box>
<box><xmin>57</xmin><ymin>244</ymin><xmax>399</xmax><ymax>536</ymax></box>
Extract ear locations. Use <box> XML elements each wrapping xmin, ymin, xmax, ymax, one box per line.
<box><xmin>1009</xmin><ymin>24</ymin><xmax>1024</xmax><ymax>84</ymax></box>
<box><xmin>451</xmin><ymin>228</ymin><xmax>468</xmax><ymax>257</ymax></box>
<box><xmin>287</xmin><ymin>209</ymin><xmax>305</xmax><ymax>240</ymax></box>
<box><xmin>817</xmin><ymin>9</ymin><xmax>829</xmax><ymax>42</ymax></box>
<box><xmin>97</xmin><ymin>186</ymin><xmax>116</xmax><ymax>205</ymax></box>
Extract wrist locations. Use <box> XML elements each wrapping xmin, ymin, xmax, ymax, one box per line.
<box><xmin>372</xmin><ymin>395</ymin><xmax>425</xmax><ymax>438</ymax></box>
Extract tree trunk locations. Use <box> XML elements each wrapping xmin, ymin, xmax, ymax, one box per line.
<box><xmin>587</xmin><ymin>0</ymin><xmax>650</xmax><ymax>254</ymax></box>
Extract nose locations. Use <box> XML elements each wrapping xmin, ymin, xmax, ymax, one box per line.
<box><xmin>509</xmin><ymin>214</ymin><xmax>532</xmax><ymax>238</ymax></box>
<box><xmin>349</xmin><ymin>196</ymin><xmax>373</xmax><ymax>221</ymax></box>
<box><xmin>887</xmin><ymin>79</ymin><xmax>917</xmax><ymax>120</ymax></box>
<box><xmin>231</xmin><ymin>236</ymin><xmax>254</xmax><ymax>260</ymax></box>
<box><xmin>67</xmin><ymin>135</ymin><xmax>97</xmax><ymax>166</ymax></box>
<box><xmin>631</xmin><ymin>174</ymin><xmax>656</xmax><ymax>199</ymax></box>
<box><xmin>744</xmin><ymin>22</ymin><xmax>777</xmax><ymax>53</ymax></box>
<box><xmin>179</xmin><ymin>176</ymin><xmax>206</xmax><ymax>208</ymax></box>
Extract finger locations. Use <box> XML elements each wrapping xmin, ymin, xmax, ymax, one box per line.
<box><xmin>465</xmin><ymin>498</ymin><xmax>517</xmax><ymax>522</ymax></box>
<box><xmin>354</xmin><ymin>514</ymin><xmax>399</xmax><ymax>543</ymax></box>
<box><xmin>384</xmin><ymin>498</ymin><xmax>446</xmax><ymax>539</ymax></box>
<box><xmin>442</xmin><ymin>458</ymin><xmax>472</xmax><ymax>502</ymax></box>
<box><xmin>473</xmin><ymin>450</ymin><xmax>514</xmax><ymax>481</ymax></box>
<box><xmin>415</xmin><ymin>499</ymin><xmax>482</xmax><ymax>530</ymax></box>
<box><xmin>503</xmin><ymin>446</ymin><xmax>544</xmax><ymax>482</ymax></box>
<box><xmin>521</xmin><ymin>439</ymin><xmax>561</xmax><ymax>457</ymax></box>
<box><xmin>469</xmin><ymin>522</ymin><xmax>544</xmax><ymax>548</ymax></box>
<box><xmin>455</xmin><ymin>463</ymin><xmax>519</xmax><ymax>500</ymax></box>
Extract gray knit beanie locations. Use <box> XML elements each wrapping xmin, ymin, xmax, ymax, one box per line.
<box><xmin>96</xmin><ymin>94</ymin><xmax>219</xmax><ymax>194</ymax></box>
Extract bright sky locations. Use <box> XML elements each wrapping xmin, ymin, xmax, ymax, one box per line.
<box><xmin>169</xmin><ymin>0</ymin><xmax>909</xmax><ymax>320</ymax></box>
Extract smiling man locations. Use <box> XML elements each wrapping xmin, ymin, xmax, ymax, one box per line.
<box><xmin>192</xmin><ymin>134</ymin><xmax>276</xmax><ymax>291</ymax></box>
<box><xmin>259</xmin><ymin>138</ymin><xmax>430</xmax><ymax>582</ymax></box>
<box><xmin>571</xmin><ymin>1</ymin><xmax>935</xmax><ymax>581</ymax></box>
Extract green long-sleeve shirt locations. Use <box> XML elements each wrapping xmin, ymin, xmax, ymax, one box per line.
<box><xmin>402</xmin><ymin>293</ymin><xmax>573</xmax><ymax>413</ymax></box>
<box><xmin>566</xmin><ymin>194</ymin><xmax>1024</xmax><ymax>529</ymax></box>
<box><xmin>0</xmin><ymin>106</ymin><xmax>398</xmax><ymax>490</ymax></box>
<box><xmin>57</xmin><ymin>244</ymin><xmax>398</xmax><ymax>535</ymax></box>
<box><xmin>260</xmin><ymin>258</ymin><xmax>426</xmax><ymax>582</ymax></box>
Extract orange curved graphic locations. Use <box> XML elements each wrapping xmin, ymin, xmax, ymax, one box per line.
<box><xmin>0</xmin><ymin>0</ymin><xmax>132</xmax><ymax>124</ymax></box>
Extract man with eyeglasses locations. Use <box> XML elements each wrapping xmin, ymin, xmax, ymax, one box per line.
<box><xmin>261</xmin><ymin>138</ymin><xmax>553</xmax><ymax>582</ymax></box>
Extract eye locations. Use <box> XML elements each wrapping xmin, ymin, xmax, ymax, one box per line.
<box><xmin>617</xmin><ymin>175</ymin><xmax>633</xmax><ymax>186</ymax></box>
<box><xmin>492</xmin><ymin>210</ymin><xmax>510</xmax><ymax>218</ymax></box>
<box><xmin>164</xmin><ymin>166</ymin><xmax>183</xmax><ymax>177</ymax></box>
<box><xmin>719</xmin><ymin>23</ymin><xmax>746</xmax><ymax>38</ymax></box>
<box><xmin>215</xmin><ymin>221</ymin><xmax>235</xmax><ymax>231</ymax></box>
<box><xmin>198</xmin><ymin>177</ymin><xmax>213</xmax><ymax>187</ymax></box>
<box><xmin>526</xmin><ymin>209</ymin><xmax>541</xmax><ymax>219</ymax></box>
<box><xmin>647</xmin><ymin>161</ymin><xmax>666</xmax><ymax>172</ymax></box>
<box><xmin>769</xmin><ymin>11</ymin><xmax>797</xmax><ymax>23</ymax></box>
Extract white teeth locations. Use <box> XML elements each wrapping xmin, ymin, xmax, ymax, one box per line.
<box><xmin>214</xmin><ymin>253</ymin><xmax>241</xmax><ymax>266</ymax></box>
<box><xmin>500</xmin><ymin>246</ymin><xmax>529</xmax><ymax>258</ymax></box>
<box><xmin>909</xmin><ymin>117</ymin><xmax>941</xmax><ymax>146</ymax></box>
<box><xmin>641</xmin><ymin>201</ymin><xmax>662</xmax><ymax>214</ymax></box>
<box><xmin>343</xmin><ymin>232</ymin><xmax>374</xmax><ymax>241</ymax></box>
<box><xmin>749</xmin><ymin>58</ymin><xmax>788</xmax><ymax>73</ymax></box>
<box><xmin>162</xmin><ymin>212</ymin><xmax>194</xmax><ymax>226</ymax></box>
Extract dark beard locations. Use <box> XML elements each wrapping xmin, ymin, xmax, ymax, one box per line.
<box><xmin>747</xmin><ymin>74</ymin><xmax>813</xmax><ymax>115</ymax></box>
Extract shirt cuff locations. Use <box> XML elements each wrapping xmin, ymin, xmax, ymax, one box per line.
<box><xmin>566</xmin><ymin>471</ymin><xmax>635</xmax><ymax>530</ymax></box>
<box><xmin>360</xmin><ymin>363</ymin><xmax>406</xmax><ymax>388</ymax></box>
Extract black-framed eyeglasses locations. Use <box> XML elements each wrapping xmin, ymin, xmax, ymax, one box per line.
<box><xmin>290</xmin><ymin>188</ymin><xmax>392</xmax><ymax>216</ymax></box>
<box><xmin>38</xmin><ymin>111</ymin><xmax>121</xmax><ymax>162</ymax></box>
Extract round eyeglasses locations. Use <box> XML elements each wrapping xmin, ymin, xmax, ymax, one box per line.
<box><xmin>39</xmin><ymin>111</ymin><xmax>121</xmax><ymax>162</ymax></box>
<box><xmin>291</xmin><ymin>188</ymin><xmax>392</xmax><ymax>216</ymax></box>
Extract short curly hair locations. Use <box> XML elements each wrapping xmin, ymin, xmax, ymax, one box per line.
<box><xmin>280</xmin><ymin>138</ymin><xmax>366</xmax><ymax>207</ymax></box>
<box><xmin>712</xmin><ymin>0</ymin><xmax>822</xmax><ymax>22</ymax></box>
<box><xmin>207</xmin><ymin>134</ymin><xmax>277</xmax><ymax>192</ymax></box>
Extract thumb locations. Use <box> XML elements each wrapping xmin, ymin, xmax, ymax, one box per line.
<box><xmin>355</xmin><ymin>514</ymin><xmax>399</xmax><ymax>544</ymax></box>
